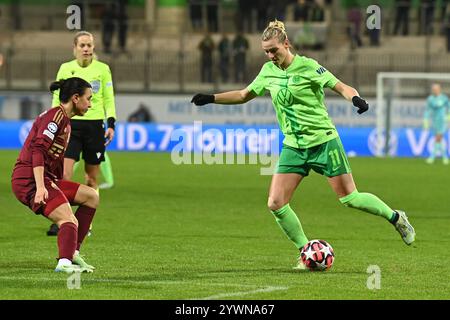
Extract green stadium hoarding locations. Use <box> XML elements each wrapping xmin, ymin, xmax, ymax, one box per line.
<box><xmin>157</xmin><ymin>0</ymin><xmax>187</xmax><ymax>7</ymax></box>
<box><xmin>157</xmin><ymin>0</ymin><xmax>236</xmax><ymax>7</ymax></box>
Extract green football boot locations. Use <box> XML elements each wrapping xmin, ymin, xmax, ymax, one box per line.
<box><xmin>72</xmin><ymin>253</ymin><xmax>95</xmax><ymax>271</ymax></box>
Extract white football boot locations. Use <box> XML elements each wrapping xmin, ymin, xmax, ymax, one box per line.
<box><xmin>394</xmin><ymin>210</ymin><xmax>416</xmax><ymax>245</ymax></box>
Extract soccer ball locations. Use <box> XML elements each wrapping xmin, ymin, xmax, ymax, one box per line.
<box><xmin>300</xmin><ymin>239</ymin><xmax>335</xmax><ymax>271</ymax></box>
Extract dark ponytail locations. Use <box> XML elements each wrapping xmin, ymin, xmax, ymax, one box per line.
<box><xmin>50</xmin><ymin>77</ymin><xmax>91</xmax><ymax>103</ymax></box>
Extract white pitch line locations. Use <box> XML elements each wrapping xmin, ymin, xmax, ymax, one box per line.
<box><xmin>193</xmin><ymin>286</ymin><xmax>289</xmax><ymax>300</ymax></box>
<box><xmin>0</xmin><ymin>276</ymin><xmax>257</xmax><ymax>288</ymax></box>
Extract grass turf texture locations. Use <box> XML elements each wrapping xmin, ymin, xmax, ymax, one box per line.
<box><xmin>0</xmin><ymin>150</ymin><xmax>449</xmax><ymax>299</ymax></box>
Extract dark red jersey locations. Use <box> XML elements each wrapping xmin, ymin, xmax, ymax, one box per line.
<box><xmin>12</xmin><ymin>106</ymin><xmax>71</xmax><ymax>182</ymax></box>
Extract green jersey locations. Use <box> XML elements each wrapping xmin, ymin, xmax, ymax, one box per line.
<box><xmin>52</xmin><ymin>59</ymin><xmax>116</xmax><ymax>121</ymax></box>
<box><xmin>247</xmin><ymin>55</ymin><xmax>339</xmax><ymax>149</ymax></box>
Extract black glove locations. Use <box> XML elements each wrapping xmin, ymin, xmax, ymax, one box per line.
<box><xmin>191</xmin><ymin>93</ymin><xmax>215</xmax><ymax>106</ymax></box>
<box><xmin>107</xmin><ymin>117</ymin><xmax>116</xmax><ymax>130</ymax></box>
<box><xmin>352</xmin><ymin>96</ymin><xmax>369</xmax><ymax>114</ymax></box>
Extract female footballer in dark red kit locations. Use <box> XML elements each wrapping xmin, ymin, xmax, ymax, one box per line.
<box><xmin>11</xmin><ymin>77</ymin><xmax>99</xmax><ymax>273</ymax></box>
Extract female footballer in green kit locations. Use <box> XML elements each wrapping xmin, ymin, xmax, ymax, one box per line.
<box><xmin>191</xmin><ymin>20</ymin><xmax>416</xmax><ymax>269</ymax></box>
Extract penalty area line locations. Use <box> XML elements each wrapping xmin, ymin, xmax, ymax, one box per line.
<box><xmin>192</xmin><ymin>286</ymin><xmax>289</xmax><ymax>300</ymax></box>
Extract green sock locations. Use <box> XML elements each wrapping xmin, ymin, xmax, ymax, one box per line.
<box><xmin>73</xmin><ymin>160</ymin><xmax>80</xmax><ymax>174</ymax></box>
<box><xmin>100</xmin><ymin>153</ymin><xmax>114</xmax><ymax>186</ymax></box>
<box><xmin>340</xmin><ymin>190</ymin><xmax>395</xmax><ymax>221</ymax></box>
<box><xmin>271</xmin><ymin>204</ymin><xmax>308</xmax><ymax>249</ymax></box>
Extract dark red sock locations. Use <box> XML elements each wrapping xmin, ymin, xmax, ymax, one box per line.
<box><xmin>75</xmin><ymin>206</ymin><xmax>96</xmax><ymax>250</ymax></box>
<box><xmin>57</xmin><ymin>222</ymin><xmax>78</xmax><ymax>260</ymax></box>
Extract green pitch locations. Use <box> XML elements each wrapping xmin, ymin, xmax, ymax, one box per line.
<box><xmin>0</xmin><ymin>150</ymin><xmax>449</xmax><ymax>299</ymax></box>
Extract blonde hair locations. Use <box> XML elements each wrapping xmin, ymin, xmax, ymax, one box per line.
<box><xmin>262</xmin><ymin>20</ymin><xmax>288</xmax><ymax>43</ymax></box>
<box><xmin>73</xmin><ymin>31</ymin><xmax>96</xmax><ymax>60</ymax></box>
<box><xmin>73</xmin><ymin>31</ymin><xmax>94</xmax><ymax>45</ymax></box>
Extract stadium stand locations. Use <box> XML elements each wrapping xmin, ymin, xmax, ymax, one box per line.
<box><xmin>0</xmin><ymin>0</ymin><xmax>449</xmax><ymax>96</ymax></box>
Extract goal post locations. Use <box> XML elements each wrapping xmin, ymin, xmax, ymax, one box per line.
<box><xmin>376</xmin><ymin>72</ymin><xmax>450</xmax><ymax>157</ymax></box>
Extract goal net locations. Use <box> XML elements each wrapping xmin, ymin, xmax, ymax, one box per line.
<box><xmin>375</xmin><ymin>72</ymin><xmax>450</xmax><ymax>157</ymax></box>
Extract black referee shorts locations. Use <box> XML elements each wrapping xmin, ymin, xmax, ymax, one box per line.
<box><xmin>65</xmin><ymin>119</ymin><xmax>106</xmax><ymax>165</ymax></box>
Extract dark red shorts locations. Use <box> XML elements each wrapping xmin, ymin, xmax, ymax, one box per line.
<box><xmin>11</xmin><ymin>178</ymin><xmax>80</xmax><ymax>217</ymax></box>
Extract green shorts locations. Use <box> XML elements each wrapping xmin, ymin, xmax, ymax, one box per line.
<box><xmin>276</xmin><ymin>137</ymin><xmax>352</xmax><ymax>177</ymax></box>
